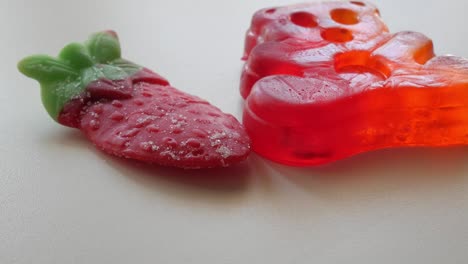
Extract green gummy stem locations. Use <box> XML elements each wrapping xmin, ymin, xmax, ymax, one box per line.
<box><xmin>18</xmin><ymin>31</ymin><xmax>143</xmax><ymax>120</ymax></box>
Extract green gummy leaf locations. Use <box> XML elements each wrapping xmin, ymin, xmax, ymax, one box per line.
<box><xmin>59</xmin><ymin>43</ymin><xmax>94</xmax><ymax>69</ymax></box>
<box><xmin>86</xmin><ymin>31</ymin><xmax>121</xmax><ymax>63</ymax></box>
<box><xmin>18</xmin><ymin>55</ymin><xmax>78</xmax><ymax>83</ymax></box>
<box><xmin>17</xmin><ymin>31</ymin><xmax>142</xmax><ymax>122</ymax></box>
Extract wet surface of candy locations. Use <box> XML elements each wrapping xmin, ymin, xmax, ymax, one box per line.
<box><xmin>241</xmin><ymin>1</ymin><xmax>468</xmax><ymax>166</ymax></box>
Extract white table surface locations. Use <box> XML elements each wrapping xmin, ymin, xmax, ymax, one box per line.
<box><xmin>1</xmin><ymin>0</ymin><xmax>468</xmax><ymax>263</ymax></box>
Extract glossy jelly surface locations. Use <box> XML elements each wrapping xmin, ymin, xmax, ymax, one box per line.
<box><xmin>241</xmin><ymin>1</ymin><xmax>468</xmax><ymax>166</ymax></box>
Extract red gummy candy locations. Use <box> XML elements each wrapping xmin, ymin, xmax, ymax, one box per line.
<box><xmin>80</xmin><ymin>71</ymin><xmax>251</xmax><ymax>169</ymax></box>
<box><xmin>19</xmin><ymin>31</ymin><xmax>250</xmax><ymax>169</ymax></box>
<box><xmin>241</xmin><ymin>1</ymin><xmax>468</xmax><ymax>166</ymax></box>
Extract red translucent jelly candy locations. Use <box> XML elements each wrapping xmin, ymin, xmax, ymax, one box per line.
<box><xmin>241</xmin><ymin>1</ymin><xmax>468</xmax><ymax>166</ymax></box>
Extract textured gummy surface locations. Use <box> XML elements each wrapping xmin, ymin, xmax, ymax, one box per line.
<box><xmin>78</xmin><ymin>69</ymin><xmax>250</xmax><ymax>169</ymax></box>
<box><xmin>241</xmin><ymin>1</ymin><xmax>468</xmax><ymax>166</ymax></box>
<box><xmin>19</xmin><ymin>31</ymin><xmax>250</xmax><ymax>169</ymax></box>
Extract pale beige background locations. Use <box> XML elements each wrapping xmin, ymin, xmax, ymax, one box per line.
<box><xmin>1</xmin><ymin>0</ymin><xmax>468</xmax><ymax>263</ymax></box>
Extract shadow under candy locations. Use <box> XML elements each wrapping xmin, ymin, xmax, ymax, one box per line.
<box><xmin>44</xmin><ymin>128</ymin><xmax>468</xmax><ymax>204</ymax></box>
<box><xmin>264</xmin><ymin>146</ymin><xmax>468</xmax><ymax>202</ymax></box>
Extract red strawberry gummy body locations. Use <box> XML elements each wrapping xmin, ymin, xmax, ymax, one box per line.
<box><xmin>19</xmin><ymin>31</ymin><xmax>250</xmax><ymax>169</ymax></box>
<box><xmin>242</xmin><ymin>1</ymin><xmax>468</xmax><ymax>166</ymax></box>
